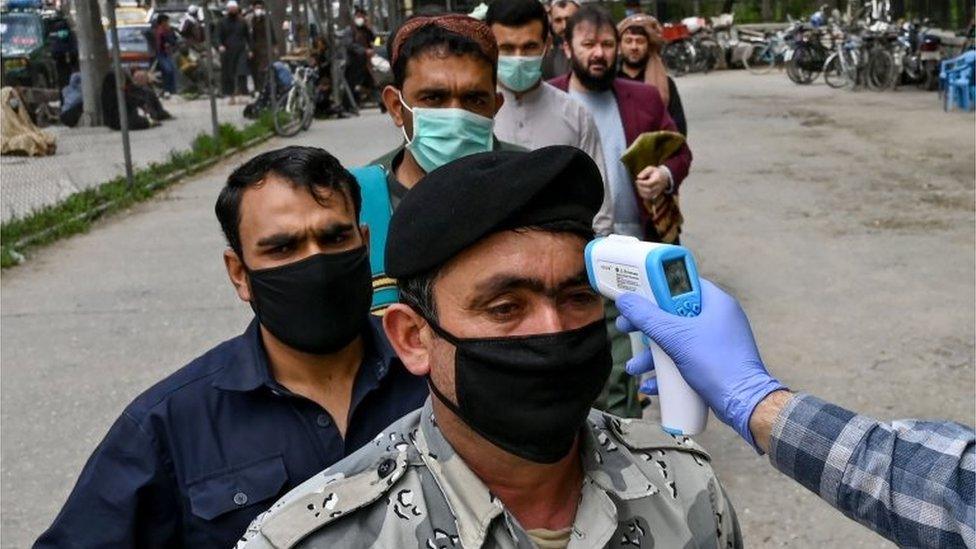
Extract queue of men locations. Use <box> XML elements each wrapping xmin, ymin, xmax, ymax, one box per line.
<box><xmin>35</xmin><ymin>3</ymin><xmax>974</xmax><ymax>549</ymax></box>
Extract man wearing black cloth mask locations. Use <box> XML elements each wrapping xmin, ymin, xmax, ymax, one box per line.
<box><xmin>239</xmin><ymin>146</ymin><xmax>740</xmax><ymax>549</ymax></box>
<box><xmin>36</xmin><ymin>147</ymin><xmax>426</xmax><ymax>548</ymax></box>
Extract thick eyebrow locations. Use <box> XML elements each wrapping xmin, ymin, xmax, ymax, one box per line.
<box><xmin>414</xmin><ymin>85</ymin><xmax>451</xmax><ymax>97</ymax></box>
<box><xmin>469</xmin><ymin>269</ymin><xmax>592</xmax><ymax>305</ymax></box>
<box><xmin>463</xmin><ymin>90</ymin><xmax>494</xmax><ymax>101</ymax></box>
<box><xmin>314</xmin><ymin>222</ymin><xmax>356</xmax><ymax>240</ymax></box>
<box><xmin>255</xmin><ymin>222</ymin><xmax>355</xmax><ymax>249</ymax></box>
<box><xmin>256</xmin><ymin>231</ymin><xmax>300</xmax><ymax>249</ymax></box>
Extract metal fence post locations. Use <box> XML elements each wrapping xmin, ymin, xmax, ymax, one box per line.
<box><xmin>202</xmin><ymin>0</ymin><xmax>220</xmax><ymax>142</ymax></box>
<box><xmin>266</xmin><ymin>5</ymin><xmax>277</xmax><ymax>121</ymax></box>
<box><xmin>107</xmin><ymin>0</ymin><xmax>134</xmax><ymax>190</ymax></box>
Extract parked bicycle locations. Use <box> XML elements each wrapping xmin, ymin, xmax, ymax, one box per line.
<box><xmin>272</xmin><ymin>62</ymin><xmax>317</xmax><ymax>137</ymax></box>
<box><xmin>741</xmin><ymin>23</ymin><xmax>795</xmax><ymax>74</ymax></box>
<box><xmin>785</xmin><ymin>21</ymin><xmax>832</xmax><ymax>84</ymax></box>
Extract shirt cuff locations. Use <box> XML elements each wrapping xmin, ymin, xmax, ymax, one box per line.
<box><xmin>660</xmin><ymin>165</ymin><xmax>674</xmax><ymax>194</ymax></box>
<box><xmin>768</xmin><ymin>393</ymin><xmax>874</xmax><ymax>506</ymax></box>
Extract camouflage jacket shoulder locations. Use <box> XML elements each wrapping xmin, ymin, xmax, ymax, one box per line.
<box><xmin>238</xmin><ymin>401</ymin><xmax>742</xmax><ymax>549</ymax></box>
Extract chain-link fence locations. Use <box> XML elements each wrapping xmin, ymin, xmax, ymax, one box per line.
<box><xmin>417</xmin><ymin>0</ymin><xmax>972</xmax><ymax>28</ymax></box>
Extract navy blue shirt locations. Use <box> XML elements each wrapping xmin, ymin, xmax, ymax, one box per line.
<box><xmin>35</xmin><ymin>317</ymin><xmax>428</xmax><ymax>548</ymax></box>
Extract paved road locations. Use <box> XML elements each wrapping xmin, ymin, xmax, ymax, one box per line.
<box><xmin>0</xmin><ymin>97</ymin><xmax>248</xmax><ymax>222</ymax></box>
<box><xmin>2</xmin><ymin>71</ymin><xmax>973</xmax><ymax>548</ymax></box>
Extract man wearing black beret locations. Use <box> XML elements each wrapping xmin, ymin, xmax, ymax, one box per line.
<box><xmin>239</xmin><ymin>146</ymin><xmax>741</xmax><ymax>549</ymax></box>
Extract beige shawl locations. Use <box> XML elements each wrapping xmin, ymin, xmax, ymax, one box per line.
<box><xmin>1</xmin><ymin>87</ymin><xmax>56</xmax><ymax>157</ymax></box>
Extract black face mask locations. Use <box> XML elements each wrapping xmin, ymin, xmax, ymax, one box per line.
<box><xmin>425</xmin><ymin>318</ymin><xmax>612</xmax><ymax>464</ymax></box>
<box><xmin>247</xmin><ymin>247</ymin><xmax>373</xmax><ymax>355</ymax></box>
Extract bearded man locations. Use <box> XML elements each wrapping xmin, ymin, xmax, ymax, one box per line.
<box><xmin>617</xmin><ymin>13</ymin><xmax>687</xmax><ymax>136</ymax></box>
<box><xmin>547</xmin><ymin>5</ymin><xmax>693</xmax><ymax>419</ymax></box>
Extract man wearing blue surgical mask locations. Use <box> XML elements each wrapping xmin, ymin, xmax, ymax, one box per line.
<box><xmin>372</xmin><ymin>14</ymin><xmax>521</xmax><ymax>201</ymax></box>
<box><xmin>354</xmin><ymin>14</ymin><xmax>523</xmax><ymax>314</ymax></box>
<box><xmin>488</xmin><ymin>0</ymin><xmax>613</xmax><ymax>238</ymax></box>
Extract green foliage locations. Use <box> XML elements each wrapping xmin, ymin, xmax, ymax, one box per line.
<box><xmin>0</xmin><ymin>116</ymin><xmax>275</xmax><ymax>269</ymax></box>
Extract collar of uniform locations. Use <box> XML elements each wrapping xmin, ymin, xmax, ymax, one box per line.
<box><xmin>414</xmin><ymin>400</ymin><xmax>505</xmax><ymax>549</ymax></box>
<box><xmin>212</xmin><ymin>316</ymin><xmax>394</xmax><ymax>392</ymax></box>
<box><xmin>413</xmin><ymin>402</ymin><xmax>657</xmax><ymax>548</ymax></box>
<box><xmin>580</xmin><ymin>412</ymin><xmax>660</xmax><ymax>501</ymax></box>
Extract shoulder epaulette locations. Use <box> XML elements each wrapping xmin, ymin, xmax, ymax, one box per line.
<box><xmin>260</xmin><ymin>450</ymin><xmax>409</xmax><ymax>548</ymax></box>
<box><xmin>603</xmin><ymin>414</ymin><xmax>711</xmax><ymax>461</ymax></box>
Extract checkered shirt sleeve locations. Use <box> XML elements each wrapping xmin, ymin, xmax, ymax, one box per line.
<box><xmin>769</xmin><ymin>393</ymin><xmax>975</xmax><ymax>548</ymax></box>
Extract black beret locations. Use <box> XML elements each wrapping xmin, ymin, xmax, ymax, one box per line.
<box><xmin>385</xmin><ymin>145</ymin><xmax>603</xmax><ymax>278</ymax></box>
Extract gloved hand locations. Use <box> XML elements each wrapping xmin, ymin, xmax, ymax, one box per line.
<box><xmin>615</xmin><ymin>278</ymin><xmax>787</xmax><ymax>449</ymax></box>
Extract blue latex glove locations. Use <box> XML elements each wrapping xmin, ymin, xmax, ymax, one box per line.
<box><xmin>615</xmin><ymin>278</ymin><xmax>787</xmax><ymax>449</ymax></box>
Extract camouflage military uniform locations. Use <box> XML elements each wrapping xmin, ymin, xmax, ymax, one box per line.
<box><xmin>238</xmin><ymin>399</ymin><xmax>742</xmax><ymax>549</ymax></box>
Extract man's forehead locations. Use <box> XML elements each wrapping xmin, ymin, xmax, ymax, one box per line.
<box><xmin>239</xmin><ymin>176</ymin><xmax>352</xmax><ymax>223</ymax></box>
<box><xmin>572</xmin><ymin>21</ymin><xmax>615</xmax><ymax>40</ymax></box>
<box><xmin>438</xmin><ymin>230</ymin><xmax>587</xmax><ymax>287</ymax></box>
<box><xmin>404</xmin><ymin>52</ymin><xmax>494</xmax><ymax>89</ymax></box>
<box><xmin>552</xmin><ymin>4</ymin><xmax>577</xmax><ymax>16</ymax></box>
<box><xmin>492</xmin><ymin>21</ymin><xmax>545</xmax><ymax>41</ymax></box>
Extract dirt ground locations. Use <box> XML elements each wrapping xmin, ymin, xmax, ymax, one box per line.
<box><xmin>663</xmin><ymin>70</ymin><xmax>975</xmax><ymax>546</ymax></box>
<box><xmin>1</xmin><ymin>70</ymin><xmax>973</xmax><ymax>547</ymax></box>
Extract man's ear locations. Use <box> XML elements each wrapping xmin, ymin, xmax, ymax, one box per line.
<box><xmin>223</xmin><ymin>249</ymin><xmax>252</xmax><ymax>303</ymax></box>
<box><xmin>562</xmin><ymin>40</ymin><xmax>572</xmax><ymax>60</ymax></box>
<box><xmin>382</xmin><ymin>303</ymin><xmax>433</xmax><ymax>377</ymax></box>
<box><xmin>382</xmin><ymin>85</ymin><xmax>405</xmax><ymax>127</ymax></box>
<box><xmin>359</xmin><ymin>223</ymin><xmax>371</xmax><ymax>250</ymax></box>
<box><xmin>492</xmin><ymin>90</ymin><xmax>505</xmax><ymax>117</ymax></box>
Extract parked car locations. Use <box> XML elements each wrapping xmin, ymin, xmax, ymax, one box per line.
<box><xmin>106</xmin><ymin>23</ymin><xmax>154</xmax><ymax>72</ymax></box>
<box><xmin>112</xmin><ymin>6</ymin><xmax>149</xmax><ymax>27</ymax></box>
<box><xmin>0</xmin><ymin>0</ymin><xmax>77</xmax><ymax>89</ymax></box>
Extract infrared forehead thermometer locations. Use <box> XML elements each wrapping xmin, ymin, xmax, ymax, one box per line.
<box><xmin>584</xmin><ymin>234</ymin><xmax>708</xmax><ymax>436</ymax></box>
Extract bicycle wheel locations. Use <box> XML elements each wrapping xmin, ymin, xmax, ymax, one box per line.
<box><xmin>867</xmin><ymin>47</ymin><xmax>896</xmax><ymax>91</ymax></box>
<box><xmin>700</xmin><ymin>40</ymin><xmax>721</xmax><ymax>72</ymax></box>
<box><xmin>300</xmin><ymin>86</ymin><xmax>315</xmax><ymax>130</ymax></box>
<box><xmin>823</xmin><ymin>53</ymin><xmax>849</xmax><ymax>88</ymax></box>
<box><xmin>663</xmin><ymin>42</ymin><xmax>691</xmax><ymax>76</ymax></box>
<box><xmin>273</xmin><ymin>89</ymin><xmax>304</xmax><ymax>137</ymax></box>
<box><xmin>746</xmin><ymin>43</ymin><xmax>776</xmax><ymax>74</ymax></box>
<box><xmin>788</xmin><ymin>45</ymin><xmax>819</xmax><ymax>84</ymax></box>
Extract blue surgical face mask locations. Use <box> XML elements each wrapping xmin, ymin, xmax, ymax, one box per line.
<box><xmin>398</xmin><ymin>91</ymin><xmax>495</xmax><ymax>173</ymax></box>
<box><xmin>497</xmin><ymin>55</ymin><xmax>544</xmax><ymax>93</ymax></box>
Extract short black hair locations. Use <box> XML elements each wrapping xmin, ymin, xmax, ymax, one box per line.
<box><xmin>389</xmin><ymin>21</ymin><xmax>497</xmax><ymax>88</ymax></box>
<box><xmin>564</xmin><ymin>4</ymin><xmax>618</xmax><ymax>45</ymax></box>
<box><xmin>398</xmin><ymin>220</ymin><xmax>594</xmax><ymax>322</ymax></box>
<box><xmin>215</xmin><ymin>146</ymin><xmax>362</xmax><ymax>258</ymax></box>
<box><xmin>486</xmin><ymin>0</ymin><xmax>549</xmax><ymax>42</ymax></box>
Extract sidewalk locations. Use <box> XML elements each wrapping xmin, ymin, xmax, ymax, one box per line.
<box><xmin>0</xmin><ymin>97</ymin><xmax>249</xmax><ymax>222</ymax></box>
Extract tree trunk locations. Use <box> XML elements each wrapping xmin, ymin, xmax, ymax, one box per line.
<box><xmin>270</xmin><ymin>1</ymin><xmax>287</xmax><ymax>56</ymax></box>
<box><xmin>289</xmin><ymin>0</ymin><xmax>303</xmax><ymax>48</ymax></box>
<box><xmin>761</xmin><ymin>0</ymin><xmax>772</xmax><ymax>21</ymax></box>
<box><xmin>72</xmin><ymin>0</ymin><xmax>111</xmax><ymax>126</ymax></box>
<box><xmin>337</xmin><ymin>0</ymin><xmax>353</xmax><ymax>28</ymax></box>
